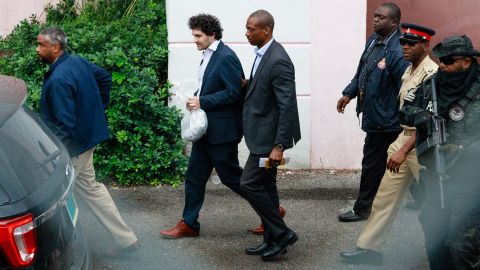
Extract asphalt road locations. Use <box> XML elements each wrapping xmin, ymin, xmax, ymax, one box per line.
<box><xmin>78</xmin><ymin>170</ymin><xmax>429</xmax><ymax>270</ymax></box>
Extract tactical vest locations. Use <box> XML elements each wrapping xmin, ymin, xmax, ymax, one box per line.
<box><xmin>414</xmin><ymin>68</ymin><xmax>480</xmax><ymax>168</ymax></box>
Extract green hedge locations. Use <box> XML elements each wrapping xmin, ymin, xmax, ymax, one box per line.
<box><xmin>0</xmin><ymin>0</ymin><xmax>187</xmax><ymax>186</ymax></box>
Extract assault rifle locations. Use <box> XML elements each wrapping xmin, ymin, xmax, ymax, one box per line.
<box><xmin>430</xmin><ymin>78</ymin><xmax>447</xmax><ymax>209</ymax></box>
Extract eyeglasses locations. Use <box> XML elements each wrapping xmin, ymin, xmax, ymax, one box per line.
<box><xmin>399</xmin><ymin>39</ymin><xmax>422</xmax><ymax>47</ymax></box>
<box><xmin>439</xmin><ymin>56</ymin><xmax>465</xmax><ymax>65</ymax></box>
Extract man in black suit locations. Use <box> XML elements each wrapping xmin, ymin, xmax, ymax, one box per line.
<box><xmin>160</xmin><ymin>14</ymin><xmax>245</xmax><ymax>238</ymax></box>
<box><xmin>240</xmin><ymin>10</ymin><xmax>301</xmax><ymax>261</ymax></box>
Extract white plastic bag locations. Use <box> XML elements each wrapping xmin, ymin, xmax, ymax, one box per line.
<box><xmin>181</xmin><ymin>109</ymin><xmax>208</xmax><ymax>142</ymax></box>
<box><xmin>172</xmin><ymin>80</ymin><xmax>208</xmax><ymax>142</ymax></box>
<box><xmin>169</xmin><ymin>80</ymin><xmax>196</xmax><ymax>115</ymax></box>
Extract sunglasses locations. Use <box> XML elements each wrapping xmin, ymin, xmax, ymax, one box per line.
<box><xmin>399</xmin><ymin>39</ymin><xmax>422</xmax><ymax>47</ymax></box>
<box><xmin>439</xmin><ymin>56</ymin><xmax>465</xmax><ymax>65</ymax></box>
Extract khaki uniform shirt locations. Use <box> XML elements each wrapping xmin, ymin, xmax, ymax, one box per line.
<box><xmin>399</xmin><ymin>55</ymin><xmax>438</xmax><ymax>130</ymax></box>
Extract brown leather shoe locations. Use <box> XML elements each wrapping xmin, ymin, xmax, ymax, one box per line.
<box><xmin>105</xmin><ymin>240</ymin><xmax>140</xmax><ymax>258</ymax></box>
<box><xmin>248</xmin><ymin>206</ymin><xmax>286</xmax><ymax>235</ymax></box>
<box><xmin>159</xmin><ymin>220</ymin><xmax>199</xmax><ymax>239</ymax></box>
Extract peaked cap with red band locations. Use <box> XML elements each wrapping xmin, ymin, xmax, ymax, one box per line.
<box><xmin>400</xmin><ymin>23</ymin><xmax>435</xmax><ymax>42</ymax></box>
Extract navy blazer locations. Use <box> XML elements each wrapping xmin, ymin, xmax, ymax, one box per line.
<box><xmin>198</xmin><ymin>41</ymin><xmax>244</xmax><ymax>144</ymax></box>
<box><xmin>342</xmin><ymin>30</ymin><xmax>408</xmax><ymax>133</ymax></box>
<box><xmin>41</xmin><ymin>52</ymin><xmax>111</xmax><ymax>157</ymax></box>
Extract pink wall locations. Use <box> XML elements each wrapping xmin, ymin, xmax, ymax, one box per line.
<box><xmin>310</xmin><ymin>1</ymin><xmax>367</xmax><ymax>169</ymax></box>
<box><xmin>0</xmin><ymin>0</ymin><xmax>58</xmax><ymax>37</ymax></box>
<box><xmin>367</xmin><ymin>0</ymin><xmax>480</xmax><ymax>49</ymax></box>
<box><xmin>310</xmin><ymin>0</ymin><xmax>480</xmax><ymax>169</ymax></box>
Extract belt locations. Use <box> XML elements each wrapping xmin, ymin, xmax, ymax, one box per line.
<box><xmin>403</xmin><ymin>129</ymin><xmax>415</xmax><ymax>136</ymax></box>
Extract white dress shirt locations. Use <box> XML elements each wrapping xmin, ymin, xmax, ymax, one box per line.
<box><xmin>251</xmin><ymin>38</ymin><xmax>274</xmax><ymax>78</ymax></box>
<box><xmin>197</xmin><ymin>40</ymin><xmax>220</xmax><ymax>95</ymax></box>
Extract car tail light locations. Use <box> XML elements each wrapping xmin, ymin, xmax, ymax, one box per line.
<box><xmin>0</xmin><ymin>214</ymin><xmax>37</xmax><ymax>268</ymax></box>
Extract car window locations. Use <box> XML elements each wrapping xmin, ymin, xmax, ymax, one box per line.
<box><xmin>0</xmin><ymin>75</ymin><xmax>27</xmax><ymax>127</ymax></box>
<box><xmin>0</xmin><ymin>106</ymin><xmax>61</xmax><ymax>195</ymax></box>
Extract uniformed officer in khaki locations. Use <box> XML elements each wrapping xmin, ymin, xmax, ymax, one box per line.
<box><xmin>340</xmin><ymin>23</ymin><xmax>438</xmax><ymax>265</ymax></box>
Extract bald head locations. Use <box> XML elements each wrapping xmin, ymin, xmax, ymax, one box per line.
<box><xmin>381</xmin><ymin>3</ymin><xmax>401</xmax><ymax>24</ymax></box>
<box><xmin>248</xmin><ymin>10</ymin><xmax>275</xmax><ymax>31</ymax></box>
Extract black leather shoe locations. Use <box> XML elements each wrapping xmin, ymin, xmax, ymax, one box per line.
<box><xmin>339</xmin><ymin>247</ymin><xmax>383</xmax><ymax>265</ymax></box>
<box><xmin>261</xmin><ymin>230</ymin><xmax>297</xmax><ymax>261</ymax></box>
<box><xmin>338</xmin><ymin>210</ymin><xmax>368</xmax><ymax>222</ymax></box>
<box><xmin>245</xmin><ymin>243</ymin><xmax>268</xmax><ymax>255</ymax></box>
<box><xmin>245</xmin><ymin>243</ymin><xmax>287</xmax><ymax>256</ymax></box>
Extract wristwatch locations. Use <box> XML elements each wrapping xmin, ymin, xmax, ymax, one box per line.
<box><xmin>274</xmin><ymin>144</ymin><xmax>284</xmax><ymax>151</ymax></box>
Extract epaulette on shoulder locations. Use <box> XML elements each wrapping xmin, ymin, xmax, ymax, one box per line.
<box><xmin>425</xmin><ymin>68</ymin><xmax>437</xmax><ymax>77</ymax></box>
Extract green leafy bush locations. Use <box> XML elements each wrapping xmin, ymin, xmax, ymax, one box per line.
<box><xmin>0</xmin><ymin>0</ymin><xmax>187</xmax><ymax>186</ymax></box>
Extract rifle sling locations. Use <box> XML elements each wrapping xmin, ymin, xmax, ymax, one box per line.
<box><xmin>417</xmin><ymin>79</ymin><xmax>480</xmax><ymax>156</ymax></box>
<box><xmin>457</xmin><ymin>80</ymin><xmax>480</xmax><ymax>108</ymax></box>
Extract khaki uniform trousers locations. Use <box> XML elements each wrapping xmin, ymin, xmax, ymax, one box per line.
<box><xmin>72</xmin><ymin>147</ymin><xmax>137</xmax><ymax>248</ymax></box>
<box><xmin>357</xmin><ymin>131</ymin><xmax>422</xmax><ymax>252</ymax></box>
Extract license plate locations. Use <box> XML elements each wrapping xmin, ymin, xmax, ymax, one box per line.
<box><xmin>66</xmin><ymin>193</ymin><xmax>78</xmax><ymax>227</ymax></box>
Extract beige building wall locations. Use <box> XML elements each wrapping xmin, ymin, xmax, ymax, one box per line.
<box><xmin>0</xmin><ymin>0</ymin><xmax>61</xmax><ymax>37</ymax></box>
<box><xmin>310</xmin><ymin>0</ymin><xmax>367</xmax><ymax>169</ymax></box>
<box><xmin>368</xmin><ymin>0</ymin><xmax>480</xmax><ymax>47</ymax></box>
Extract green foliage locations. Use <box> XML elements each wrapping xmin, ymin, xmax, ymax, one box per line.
<box><xmin>0</xmin><ymin>0</ymin><xmax>187</xmax><ymax>186</ymax></box>
<box><xmin>0</xmin><ymin>18</ymin><xmax>46</xmax><ymax>110</ymax></box>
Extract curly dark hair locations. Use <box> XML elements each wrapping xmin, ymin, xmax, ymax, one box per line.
<box><xmin>188</xmin><ymin>13</ymin><xmax>223</xmax><ymax>40</ymax></box>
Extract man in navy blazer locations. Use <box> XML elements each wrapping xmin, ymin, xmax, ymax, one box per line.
<box><xmin>160</xmin><ymin>14</ymin><xmax>245</xmax><ymax>238</ymax></box>
<box><xmin>241</xmin><ymin>10</ymin><xmax>301</xmax><ymax>261</ymax></box>
<box><xmin>37</xmin><ymin>27</ymin><xmax>139</xmax><ymax>257</ymax></box>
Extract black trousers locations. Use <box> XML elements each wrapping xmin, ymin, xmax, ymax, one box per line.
<box><xmin>353</xmin><ymin>131</ymin><xmax>400</xmax><ymax>216</ymax></box>
<box><xmin>240</xmin><ymin>154</ymin><xmax>285</xmax><ymax>244</ymax></box>
<box><xmin>182</xmin><ymin>137</ymin><xmax>243</xmax><ymax>230</ymax></box>
<box><xmin>420</xmin><ymin>158</ymin><xmax>480</xmax><ymax>270</ymax></box>
<box><xmin>409</xmin><ymin>176</ymin><xmax>425</xmax><ymax>207</ymax></box>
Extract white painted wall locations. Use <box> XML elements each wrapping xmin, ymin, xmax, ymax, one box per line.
<box><xmin>167</xmin><ymin>0</ymin><xmax>368</xmax><ymax>169</ymax></box>
<box><xmin>167</xmin><ymin>0</ymin><xmax>312</xmax><ymax>169</ymax></box>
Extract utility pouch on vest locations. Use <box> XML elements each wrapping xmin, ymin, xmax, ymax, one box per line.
<box><xmin>414</xmin><ymin>111</ymin><xmax>433</xmax><ymax>137</ymax></box>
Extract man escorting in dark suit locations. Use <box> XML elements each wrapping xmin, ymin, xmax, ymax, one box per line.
<box><xmin>240</xmin><ymin>10</ymin><xmax>301</xmax><ymax>261</ymax></box>
<box><xmin>160</xmin><ymin>14</ymin><xmax>245</xmax><ymax>238</ymax></box>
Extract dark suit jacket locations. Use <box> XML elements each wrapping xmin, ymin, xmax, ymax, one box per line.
<box><xmin>198</xmin><ymin>41</ymin><xmax>244</xmax><ymax>145</ymax></box>
<box><xmin>243</xmin><ymin>40</ymin><xmax>301</xmax><ymax>155</ymax></box>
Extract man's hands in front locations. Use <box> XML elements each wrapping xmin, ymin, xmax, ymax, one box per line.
<box><xmin>336</xmin><ymin>96</ymin><xmax>351</xmax><ymax>113</ymax></box>
<box><xmin>269</xmin><ymin>148</ymin><xmax>283</xmax><ymax>168</ymax></box>
<box><xmin>386</xmin><ymin>150</ymin><xmax>407</xmax><ymax>173</ymax></box>
<box><xmin>387</xmin><ymin>133</ymin><xmax>416</xmax><ymax>173</ymax></box>
<box><xmin>186</xmin><ymin>97</ymin><xmax>200</xmax><ymax>111</ymax></box>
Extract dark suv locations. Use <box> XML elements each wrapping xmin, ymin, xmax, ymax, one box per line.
<box><xmin>0</xmin><ymin>75</ymin><xmax>91</xmax><ymax>269</ymax></box>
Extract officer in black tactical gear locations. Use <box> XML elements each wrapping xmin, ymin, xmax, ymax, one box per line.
<box><xmin>400</xmin><ymin>35</ymin><xmax>480</xmax><ymax>270</ymax></box>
